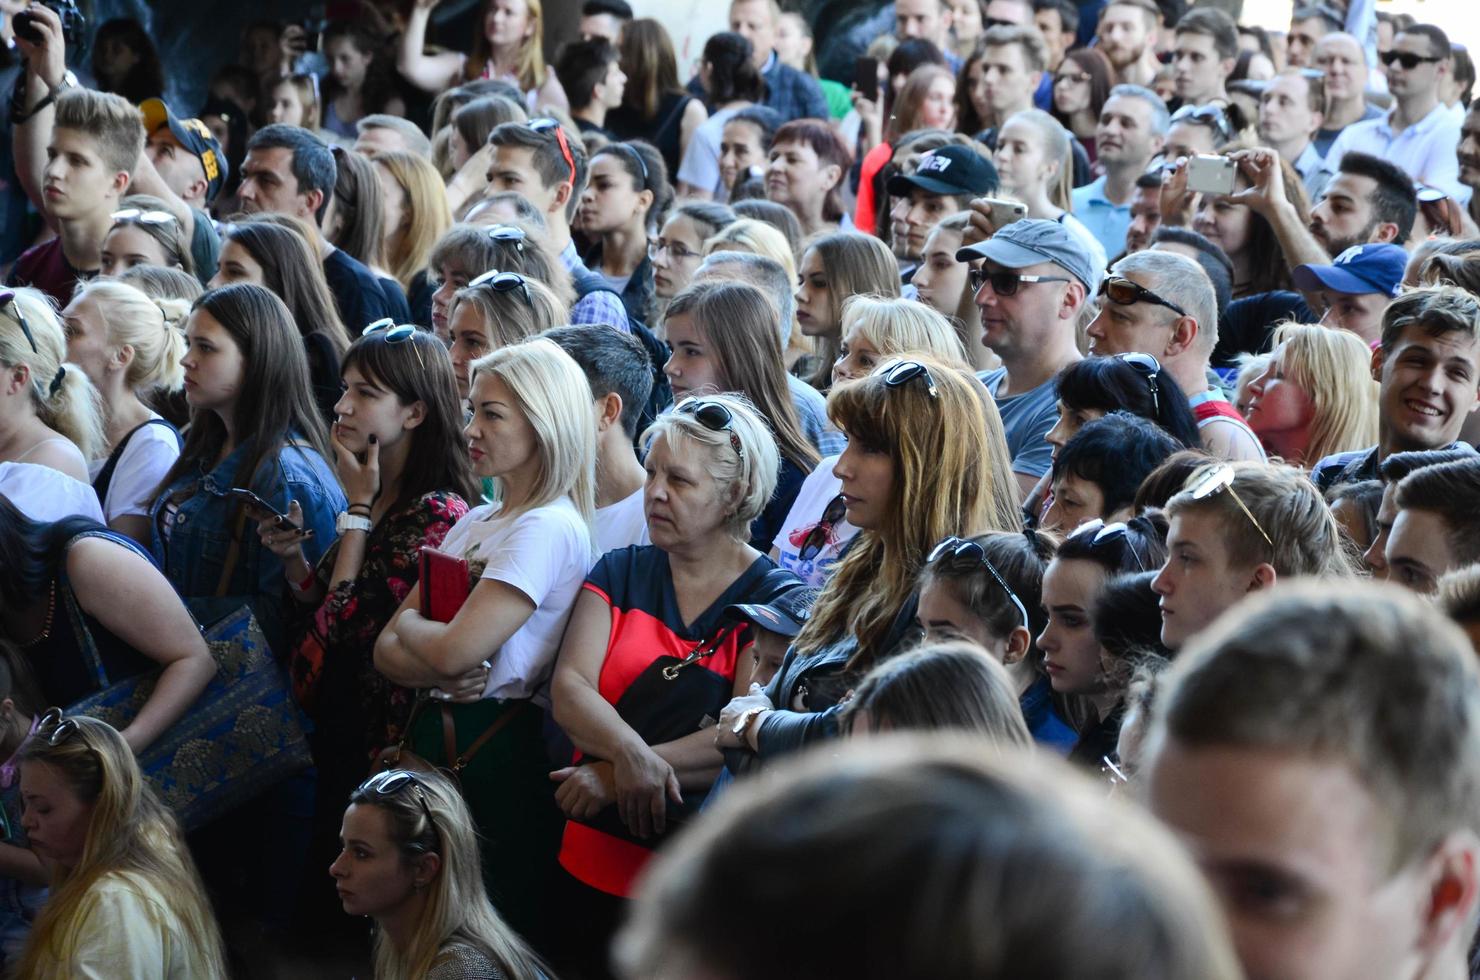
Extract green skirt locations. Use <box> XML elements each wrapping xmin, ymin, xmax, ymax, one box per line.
<box><xmin>409</xmin><ymin>697</ymin><xmax>563</xmax><ymax>947</ymax></box>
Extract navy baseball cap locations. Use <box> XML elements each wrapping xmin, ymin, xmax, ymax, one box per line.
<box><xmin>1291</xmin><ymin>243</ymin><xmax>1407</xmax><ymax>298</ymax></box>
<box><xmin>887</xmin><ymin>145</ymin><xmax>999</xmax><ymax>198</ymax></box>
<box><xmin>140</xmin><ymin>98</ymin><xmax>229</xmax><ymax>204</ymax></box>
<box><xmin>723</xmin><ymin>585</ymin><xmax>820</xmax><ymax>638</ymax></box>
<box><xmin>955</xmin><ymin>218</ymin><xmax>1101</xmax><ymax>291</ymax></box>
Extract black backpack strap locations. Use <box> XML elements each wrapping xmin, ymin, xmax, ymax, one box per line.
<box><xmin>92</xmin><ymin>418</ymin><xmax>183</xmax><ymax>508</ymax></box>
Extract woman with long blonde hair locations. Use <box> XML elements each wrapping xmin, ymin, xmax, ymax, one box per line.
<box><xmin>992</xmin><ymin>110</ymin><xmax>1105</xmax><ymax>279</ymax></box>
<box><xmin>333</xmin><ymin>768</ymin><xmax>546</xmax><ymax>978</ymax></box>
<box><xmin>373</xmin><ymin>153</ymin><xmax>452</xmax><ymax>325</ymax></box>
<box><xmin>398</xmin><ymin>0</ymin><xmax>567</xmax><ymax>112</ymax></box>
<box><xmin>14</xmin><ymin>712</ymin><xmax>226</xmax><ymax>978</ymax></box>
<box><xmin>375</xmin><ymin>338</ymin><xmax>596</xmax><ymax>945</ymax></box>
<box><xmin>719</xmin><ymin>354</ymin><xmax>1021</xmax><ymax>761</ymax></box>
<box><xmin>1243</xmin><ymin>321</ymin><xmax>1379</xmax><ymax>467</ymax></box>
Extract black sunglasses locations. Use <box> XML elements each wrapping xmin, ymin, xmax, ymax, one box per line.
<box><xmin>1114</xmin><ymin>351</ymin><xmax>1163</xmax><ymax>415</ymax></box>
<box><xmin>358</xmin><ymin>769</ymin><xmax>439</xmax><ymax>850</ymax></box>
<box><xmin>676</xmin><ymin>397</ymin><xmax>744</xmax><ymax>459</ymax></box>
<box><xmin>0</xmin><ymin>290</ymin><xmax>39</xmax><ymax>356</ymax></box>
<box><xmin>969</xmin><ymin>268</ymin><xmax>1071</xmax><ymax>297</ymax></box>
<box><xmin>1169</xmin><ymin>104</ymin><xmax>1234</xmax><ymax>144</ymax></box>
<box><xmin>1098</xmin><ymin>276</ymin><xmax>1188</xmax><ymax>318</ymax></box>
<box><xmin>1380</xmin><ymin>50</ymin><xmax>1442</xmax><ymax>70</ymax></box>
<box><xmin>483</xmin><ymin>224</ymin><xmax>526</xmax><ymax>251</ymax></box>
<box><xmin>36</xmin><ymin>707</ymin><xmax>81</xmax><ymax>747</ymax></box>
<box><xmin>468</xmin><ymin>269</ymin><xmax>533</xmax><ymax>306</ymax></box>
<box><xmin>1066</xmin><ymin>518</ymin><xmax>1147</xmax><ymax>571</ymax></box>
<box><xmin>928</xmin><ymin>536</ymin><xmax>1031</xmax><ymax>629</ymax></box>
<box><xmin>798</xmin><ymin>493</ymin><xmax>847</xmax><ymax>562</ymax></box>
<box><xmin>880</xmin><ymin>359</ymin><xmax>939</xmax><ymax>398</ymax></box>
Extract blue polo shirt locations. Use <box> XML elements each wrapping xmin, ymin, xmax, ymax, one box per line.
<box><xmin>1071</xmin><ymin>175</ymin><xmax>1132</xmax><ymax>260</ymax></box>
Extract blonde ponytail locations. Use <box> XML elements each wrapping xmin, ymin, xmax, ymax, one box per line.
<box><xmin>0</xmin><ymin>289</ymin><xmax>105</xmax><ymax>460</ymax></box>
<box><xmin>74</xmin><ymin>280</ymin><xmax>187</xmax><ymax>397</ymax></box>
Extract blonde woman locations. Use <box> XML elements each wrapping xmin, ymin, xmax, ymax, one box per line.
<box><xmin>61</xmin><ymin>281</ymin><xmax>186</xmax><ymax>545</ymax></box>
<box><xmin>993</xmin><ymin>110</ymin><xmax>1106</xmax><ymax>282</ymax></box>
<box><xmin>333</xmin><ymin>768</ymin><xmax>546</xmax><ymax>979</ymax></box>
<box><xmin>1243</xmin><ymin>322</ymin><xmax>1379</xmax><ymax>467</ymax></box>
<box><xmin>399</xmin><ymin>0</ymin><xmax>568</xmax><ymax>112</ymax></box>
<box><xmin>14</xmin><ymin>713</ymin><xmax>226</xmax><ymax>978</ymax></box>
<box><xmin>794</xmin><ymin>232</ymin><xmax>901</xmax><ymax>391</ymax></box>
<box><xmin>374</xmin><ymin>152</ymin><xmax>451</xmax><ymax>328</ymax></box>
<box><xmin>771</xmin><ymin>296</ymin><xmax>970</xmax><ymax>588</ymax></box>
<box><xmin>0</xmin><ymin>288</ymin><xmax>105</xmax><ymax>515</ymax></box>
<box><xmin>375</xmin><ymin>338</ymin><xmax>596</xmax><ymax>945</ymax></box>
<box><xmin>267</xmin><ymin>73</ymin><xmax>323</xmax><ymax>131</ymax></box>
<box><xmin>447</xmin><ymin>272</ymin><xmax>570</xmax><ymax>399</ymax></box>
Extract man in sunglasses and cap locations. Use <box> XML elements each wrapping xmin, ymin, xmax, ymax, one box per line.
<box><xmin>958</xmin><ymin>218</ymin><xmax>1096</xmax><ymax>500</ymax></box>
<box><xmin>1086</xmin><ymin>250</ymin><xmax>1266</xmax><ymax>462</ymax></box>
<box><xmin>1324</xmin><ymin>23</ymin><xmax>1468</xmax><ymax>202</ymax></box>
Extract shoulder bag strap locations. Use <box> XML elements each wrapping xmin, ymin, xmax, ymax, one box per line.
<box><xmin>443</xmin><ymin>700</ymin><xmax>530</xmax><ymax>774</ymax></box>
<box><xmin>213</xmin><ymin>507</ymin><xmax>247</xmax><ymax>599</ymax></box>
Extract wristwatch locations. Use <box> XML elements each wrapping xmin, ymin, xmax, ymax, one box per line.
<box><xmin>335</xmin><ymin>512</ymin><xmax>372</xmax><ymax>535</ymax></box>
<box><xmin>732</xmin><ymin>705</ymin><xmax>771</xmax><ymax>739</ymax></box>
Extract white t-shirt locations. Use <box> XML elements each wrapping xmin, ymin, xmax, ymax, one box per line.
<box><xmin>437</xmin><ymin>496</ymin><xmax>594</xmax><ymax>703</ymax></box>
<box><xmin>87</xmin><ymin>418</ymin><xmax>180</xmax><ymax>523</ymax></box>
<box><xmin>595</xmin><ymin>487</ymin><xmax>649</xmax><ymax>557</ymax></box>
<box><xmin>676</xmin><ymin>106</ymin><xmax>741</xmax><ymax>195</ymax></box>
<box><xmin>0</xmin><ymin>461</ymin><xmax>104</xmax><ymax>523</ymax></box>
<box><xmin>770</xmin><ymin>453</ymin><xmax>858</xmax><ymax>589</ymax></box>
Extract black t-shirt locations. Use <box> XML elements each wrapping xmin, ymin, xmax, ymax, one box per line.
<box><xmin>322</xmin><ymin>248</ymin><xmax>394</xmax><ymax>337</ymax></box>
<box><xmin>1213</xmin><ymin>290</ymin><xmax>1318</xmax><ymax>369</ymax></box>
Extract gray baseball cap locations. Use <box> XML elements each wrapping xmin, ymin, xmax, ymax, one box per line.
<box><xmin>955</xmin><ymin>218</ymin><xmax>1100</xmax><ymax>291</ymax></box>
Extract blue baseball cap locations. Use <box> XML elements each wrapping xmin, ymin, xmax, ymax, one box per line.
<box><xmin>955</xmin><ymin>218</ymin><xmax>1101</xmax><ymax>291</ymax></box>
<box><xmin>1291</xmin><ymin>243</ymin><xmax>1407</xmax><ymax>298</ymax></box>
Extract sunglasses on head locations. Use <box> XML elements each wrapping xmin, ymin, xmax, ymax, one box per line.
<box><xmin>36</xmin><ymin>707</ymin><xmax>81</xmax><ymax>747</ymax></box>
<box><xmin>878</xmin><ymin>359</ymin><xmax>939</xmax><ymax>398</ymax></box>
<box><xmin>1098</xmin><ymin>276</ymin><xmax>1188</xmax><ymax>318</ymax></box>
<box><xmin>1114</xmin><ymin>351</ymin><xmax>1163</xmax><ymax>415</ymax></box>
<box><xmin>527</xmin><ymin>118</ymin><xmax>576</xmax><ymax>186</ymax></box>
<box><xmin>928</xmin><ymin>535</ymin><xmax>1031</xmax><ymax>629</ymax></box>
<box><xmin>1067</xmin><ymin>518</ymin><xmax>1147</xmax><ymax>571</ymax></box>
<box><xmin>468</xmin><ymin>269</ymin><xmax>533</xmax><ymax>306</ymax></box>
<box><xmin>1182</xmin><ymin>462</ymin><xmax>1274</xmax><ymax>548</ymax></box>
<box><xmin>363</xmin><ymin>319</ymin><xmax>426</xmax><ymax>369</ymax></box>
<box><xmin>1380</xmin><ymin>50</ymin><xmax>1442</xmax><ymax>70</ymax></box>
<box><xmin>1169</xmin><ymin>104</ymin><xmax>1234</xmax><ymax>143</ymax></box>
<box><xmin>798</xmin><ymin>493</ymin><xmax>847</xmax><ymax>562</ymax></box>
<box><xmin>483</xmin><ymin>224</ymin><xmax>526</xmax><ymax>251</ymax></box>
<box><xmin>358</xmin><ymin>769</ymin><xmax>439</xmax><ymax>849</ymax></box>
<box><xmin>676</xmin><ymin>397</ymin><xmax>744</xmax><ymax>459</ymax></box>
<box><xmin>111</xmin><ymin>207</ymin><xmax>176</xmax><ymax>227</ymax></box>
<box><xmin>0</xmin><ymin>290</ymin><xmax>39</xmax><ymax>356</ymax></box>
<box><xmin>969</xmin><ymin>268</ymin><xmax>1071</xmax><ymax>297</ymax></box>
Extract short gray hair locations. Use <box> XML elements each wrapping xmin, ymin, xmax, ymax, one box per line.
<box><xmin>1111</xmin><ymin>250</ymin><xmax>1218</xmax><ymax>355</ymax></box>
<box><xmin>1106</xmin><ymin>84</ymin><xmax>1171</xmax><ymax>135</ymax></box>
<box><xmin>356</xmin><ymin>114</ymin><xmax>433</xmax><ymax>158</ymax></box>
<box><xmin>694</xmin><ymin>251</ymin><xmax>796</xmax><ymax>346</ymax></box>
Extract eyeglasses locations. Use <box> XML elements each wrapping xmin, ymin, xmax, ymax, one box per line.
<box><xmin>357</xmin><ymin>769</ymin><xmax>439</xmax><ymax>850</ymax></box>
<box><xmin>1380</xmin><ymin>50</ymin><xmax>1442</xmax><ymax>70</ymax></box>
<box><xmin>468</xmin><ymin>269</ymin><xmax>533</xmax><ymax>306</ymax></box>
<box><xmin>1169</xmin><ymin>104</ymin><xmax>1234</xmax><ymax>144</ymax></box>
<box><xmin>676</xmin><ymin>397</ymin><xmax>744</xmax><ymax>459</ymax></box>
<box><xmin>879</xmin><ymin>359</ymin><xmax>939</xmax><ymax>398</ymax></box>
<box><xmin>1098</xmin><ymin>276</ymin><xmax>1188</xmax><ymax>318</ymax></box>
<box><xmin>798</xmin><ymin>493</ymin><xmax>847</xmax><ymax>562</ymax></box>
<box><xmin>1182</xmin><ymin>462</ymin><xmax>1274</xmax><ymax>548</ymax></box>
<box><xmin>36</xmin><ymin>707</ymin><xmax>80</xmax><ymax>747</ymax></box>
<box><xmin>0</xmin><ymin>290</ymin><xmax>39</xmax><ymax>356</ymax></box>
<box><xmin>363</xmin><ymin>319</ymin><xmax>426</xmax><ymax>369</ymax></box>
<box><xmin>969</xmin><ymin>268</ymin><xmax>1071</xmax><ymax>297</ymax></box>
<box><xmin>928</xmin><ymin>536</ymin><xmax>1031</xmax><ymax>629</ymax></box>
<box><xmin>483</xmin><ymin>224</ymin><xmax>526</xmax><ymax>251</ymax></box>
<box><xmin>648</xmin><ymin>238</ymin><xmax>700</xmax><ymax>262</ymax></box>
<box><xmin>528</xmin><ymin>118</ymin><xmax>576</xmax><ymax>186</ymax></box>
<box><xmin>1114</xmin><ymin>351</ymin><xmax>1163</xmax><ymax>415</ymax></box>
<box><xmin>1067</xmin><ymin>518</ymin><xmax>1147</xmax><ymax>571</ymax></box>
<box><xmin>110</xmin><ymin>208</ymin><xmax>176</xmax><ymax>226</ymax></box>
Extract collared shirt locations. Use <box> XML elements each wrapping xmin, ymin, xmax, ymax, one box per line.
<box><xmin>1324</xmin><ymin>102</ymin><xmax>1470</xmax><ymax>203</ymax></box>
<box><xmin>1070</xmin><ymin>175</ymin><xmax>1132</xmax><ymax>259</ymax></box>
<box><xmin>1293</xmin><ymin>142</ymin><xmax>1333</xmax><ymax>202</ymax></box>
<box><xmin>759</xmin><ymin>52</ymin><xmax>829</xmax><ymax>123</ymax></box>
<box><xmin>559</xmin><ymin>241</ymin><xmax>633</xmax><ymax>331</ymax></box>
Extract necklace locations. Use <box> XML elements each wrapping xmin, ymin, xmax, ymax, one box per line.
<box><xmin>19</xmin><ymin>582</ymin><xmax>56</xmax><ymax>649</ymax></box>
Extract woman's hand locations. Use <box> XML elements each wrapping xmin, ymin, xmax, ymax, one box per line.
<box><xmin>1229</xmin><ymin>147</ymin><xmax>1284</xmax><ymax>218</ymax></box>
<box><xmin>716</xmin><ymin>684</ymin><xmax>774</xmax><ymax>749</ymax></box>
<box><xmin>256</xmin><ymin>500</ymin><xmax>311</xmax><ymax>563</ymax></box>
<box><xmin>963</xmin><ymin>196</ymin><xmax>1001</xmax><ymax>247</ymax></box>
<box><xmin>433</xmin><ymin>658</ymin><xmax>491</xmax><ymax>704</ymax></box>
<box><xmin>1158</xmin><ymin>158</ymin><xmax>1195</xmax><ymax>228</ymax></box>
<box><xmin>852</xmin><ymin>89</ymin><xmax>884</xmax><ymax>150</ymax></box>
<box><xmin>612</xmin><ymin>744</ymin><xmax>682</xmax><ymax>838</ymax></box>
<box><xmin>551</xmin><ymin>761</ymin><xmax>616</xmax><ymax>821</ymax></box>
<box><xmin>332</xmin><ymin>431</ymin><xmax>381</xmax><ymax>513</ymax></box>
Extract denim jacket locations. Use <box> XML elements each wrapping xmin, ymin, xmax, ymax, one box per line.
<box><xmin>148</xmin><ymin>438</ymin><xmax>344</xmax><ymax>651</ymax></box>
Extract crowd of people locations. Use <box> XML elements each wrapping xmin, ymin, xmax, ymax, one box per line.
<box><xmin>0</xmin><ymin>0</ymin><xmax>1477</xmax><ymax>976</ymax></box>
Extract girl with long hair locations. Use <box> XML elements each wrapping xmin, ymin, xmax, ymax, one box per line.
<box><xmin>1242</xmin><ymin>321</ymin><xmax>1379</xmax><ymax>466</ymax></box>
<box><xmin>885</xmin><ymin>64</ymin><xmax>957</xmax><ymax>146</ymax></box>
<box><xmin>771</xmin><ymin>296</ymin><xmax>970</xmax><ymax>588</ymax></box>
<box><xmin>663</xmin><ymin>281</ymin><xmax>820</xmax><ymax>551</ymax></box>
<box><xmin>719</xmin><ymin>355</ymin><xmax>1022</xmax><ymax>761</ymax></box>
<box><xmin>267</xmin><ymin>73</ymin><xmax>324</xmax><ymax>132</ymax></box>
<box><xmin>910</xmin><ymin>212</ymin><xmax>996</xmax><ymax>369</ymax></box>
<box><xmin>447</xmin><ymin>273</ymin><xmax>570</xmax><ymax>399</ymax></box>
<box><xmin>374</xmin><ymin>339</ymin><xmax>596</xmax><ymax>946</ymax></box>
<box><xmin>332</xmin><ymin>769</ymin><xmax>546</xmax><ymax>979</ymax></box>
<box><xmin>211</xmin><ymin>217</ymin><xmax>352</xmax><ymax>422</ymax></box>
<box><xmin>13</xmin><ymin>714</ymin><xmax>226</xmax><ymax>977</ymax></box>
<box><xmin>374</xmin><ymin>151</ymin><xmax>453</xmax><ymax>328</ymax></box>
<box><xmin>1050</xmin><ymin>48</ymin><xmax>1114</xmax><ymax>161</ymax></box>
<box><xmin>578</xmin><ymin>140</ymin><xmax>672</xmax><ymax>326</ymax></box>
<box><xmin>993</xmin><ymin>110</ymin><xmax>1105</xmax><ymax>275</ymax></box>
<box><xmin>326</xmin><ymin>147</ymin><xmax>413</xmax><ymax>325</ymax></box>
<box><xmin>765</xmin><ymin>119</ymin><xmax>853</xmax><ymax>238</ymax></box>
<box><xmin>651</xmin><ymin>201</ymin><xmax>735</xmax><ymax>320</ymax></box>
<box><xmin>793</xmin><ymin>232</ymin><xmax>901</xmax><ymax>392</ymax></box>
<box><xmin>605</xmin><ymin>18</ymin><xmax>707</xmax><ymax>179</ymax></box>
<box><xmin>99</xmin><ymin>197</ymin><xmax>194</xmax><ymax>280</ymax></box>
<box><xmin>841</xmin><ymin>641</ymin><xmax>1032</xmax><ymax>745</ymax></box>
<box><xmin>676</xmin><ymin>32</ymin><xmax>765</xmax><ymax>200</ymax></box>
<box><xmin>90</xmin><ymin>18</ymin><xmax>164</xmax><ymax>105</ymax></box>
<box><xmin>399</xmin><ymin>0</ymin><xmax>568</xmax><ymax>112</ymax></box>
<box><xmin>323</xmin><ymin>20</ymin><xmax>407</xmax><ymax>140</ymax></box>
<box><xmin>61</xmin><ymin>280</ymin><xmax>188</xmax><ymax>545</ymax></box>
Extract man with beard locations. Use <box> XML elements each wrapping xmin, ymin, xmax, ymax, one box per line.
<box><xmin>1096</xmin><ymin>0</ymin><xmax>1162</xmax><ymax>87</ymax></box>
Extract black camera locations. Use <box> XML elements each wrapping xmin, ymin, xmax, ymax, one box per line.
<box><xmin>14</xmin><ymin>0</ymin><xmax>87</xmax><ymax>52</ymax></box>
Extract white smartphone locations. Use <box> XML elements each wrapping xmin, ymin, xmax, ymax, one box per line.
<box><xmin>981</xmin><ymin>197</ymin><xmax>1028</xmax><ymax>229</ymax></box>
<box><xmin>1186</xmin><ymin>154</ymin><xmax>1237</xmax><ymax>196</ymax></box>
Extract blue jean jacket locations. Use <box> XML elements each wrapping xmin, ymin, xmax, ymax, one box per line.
<box><xmin>148</xmin><ymin>439</ymin><xmax>344</xmax><ymax>652</ymax></box>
